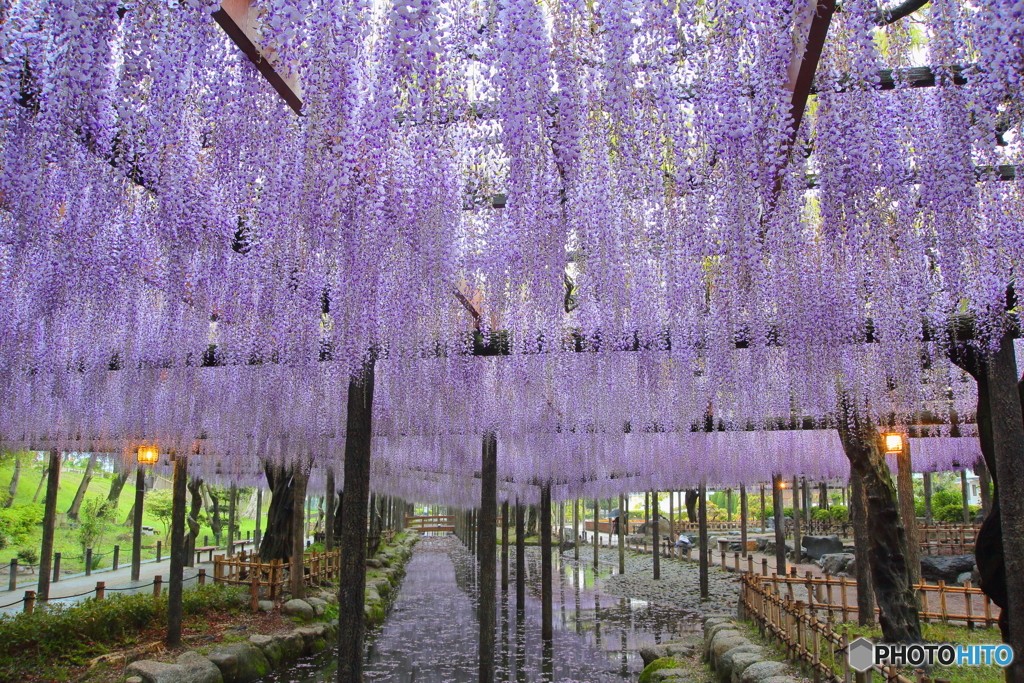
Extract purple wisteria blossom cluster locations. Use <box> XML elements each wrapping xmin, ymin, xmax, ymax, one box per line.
<box><xmin>0</xmin><ymin>0</ymin><xmax>1019</xmax><ymax>491</ymax></box>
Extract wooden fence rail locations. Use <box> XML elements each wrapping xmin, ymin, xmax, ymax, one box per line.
<box><xmin>740</xmin><ymin>574</ymin><xmax>951</xmax><ymax>683</ymax></box>
<box><xmin>213</xmin><ymin>549</ymin><xmax>341</xmax><ymax>611</ymax></box>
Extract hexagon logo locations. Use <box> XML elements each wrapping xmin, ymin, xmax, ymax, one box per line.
<box><xmin>848</xmin><ymin>637</ymin><xmax>875</xmax><ymax>672</ymax></box>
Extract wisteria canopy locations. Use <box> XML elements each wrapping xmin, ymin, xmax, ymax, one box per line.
<box><xmin>0</xmin><ymin>0</ymin><xmax>1021</xmax><ymax>496</ymax></box>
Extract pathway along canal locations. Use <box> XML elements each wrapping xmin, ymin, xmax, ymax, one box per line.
<box><xmin>260</xmin><ymin>536</ymin><xmax>703</xmax><ymax>682</ymax></box>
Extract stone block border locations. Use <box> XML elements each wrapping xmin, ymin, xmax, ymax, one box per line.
<box><xmin>122</xmin><ymin>532</ymin><xmax>419</xmax><ymax>683</ymax></box>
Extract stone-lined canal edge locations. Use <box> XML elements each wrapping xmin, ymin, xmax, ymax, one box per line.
<box><xmin>122</xmin><ymin>532</ymin><xmax>419</xmax><ymax>683</ymax></box>
<box><xmin>637</xmin><ymin>616</ymin><xmax>806</xmax><ymax>683</ymax></box>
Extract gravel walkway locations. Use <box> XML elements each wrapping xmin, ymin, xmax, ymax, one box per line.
<box><xmin>576</xmin><ymin>547</ymin><xmax>740</xmax><ymax>616</ymax></box>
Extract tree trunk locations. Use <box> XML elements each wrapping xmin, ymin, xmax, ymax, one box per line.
<box><xmin>850</xmin><ymin>469</ymin><xmax>875</xmax><ymax>626</ymax></box>
<box><xmin>337</xmin><ymin>357</ymin><xmax>376</xmax><ymax>683</ymax></box>
<box><xmin>772</xmin><ymin>474</ymin><xmax>786</xmax><ymax>575</ymax></box>
<box><xmin>325</xmin><ymin>468</ymin><xmax>335</xmax><ymax>552</ymax></box>
<box><xmin>185</xmin><ymin>478</ymin><xmax>203</xmax><ymax>567</ymax></box>
<box><xmin>66</xmin><ymin>453</ymin><xmax>98</xmax><ymax>521</ymax></box>
<box><xmin>896</xmin><ymin>442</ymin><xmax>921</xmax><ymax>585</ymax></box>
<box><xmin>922</xmin><ymin>472</ymin><xmax>933</xmax><ymax>525</ymax></box>
<box><xmin>291</xmin><ymin>470</ymin><xmax>307</xmax><ymax>599</ymax></box>
<box><xmin>479</xmin><ymin>432</ymin><xmax>497</xmax><ymax>683</ymax></box>
<box><xmin>207</xmin><ymin>486</ymin><xmax>223</xmax><ymax>545</ymax></box>
<box><xmin>259</xmin><ymin>463</ymin><xmax>297</xmax><ymax>562</ymax></box>
<box><xmin>37</xmin><ymin>450</ymin><xmax>61</xmax><ymax>601</ymax></box>
<box><xmin>685</xmin><ymin>489</ymin><xmax>698</xmax><ymax>523</ymax></box>
<box><xmin>540</xmin><ymin>482</ymin><xmax>553</xmax><ymax>642</ymax></box>
<box><xmin>698</xmin><ymin>484</ymin><xmax>708</xmax><ymax>599</ymax></box>
<box><xmin>819</xmin><ymin>481</ymin><xmax>828</xmax><ymax>510</ymax></box>
<box><xmin>5</xmin><ymin>453</ymin><xmax>20</xmax><ymax>507</ymax></box>
<box><xmin>228</xmin><ymin>483</ymin><xmax>237</xmax><ymax>556</ymax></box>
<box><xmin>106</xmin><ymin>472</ymin><xmax>129</xmax><ymax>511</ymax></box>
<box><xmin>131</xmin><ymin>468</ymin><xmax>145</xmax><ymax>581</ymax></box>
<box><xmin>167</xmin><ymin>455</ymin><xmax>188</xmax><ymax>647</ymax></box>
<box><xmin>516</xmin><ymin>498</ymin><xmax>525</xmax><ymax>613</ymax></box>
<box><xmin>838</xmin><ymin>410</ymin><xmax>921</xmax><ymax>642</ymax></box>
<box><xmin>976</xmin><ymin>457</ymin><xmax>992</xmax><ymax>517</ymax></box>
<box><xmin>652</xmin><ymin>490</ymin><xmax>660</xmax><ymax>580</ymax></box>
<box><xmin>32</xmin><ymin>468</ymin><xmax>45</xmax><ymax>503</ymax></box>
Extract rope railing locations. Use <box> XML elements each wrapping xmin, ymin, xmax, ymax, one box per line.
<box><xmin>0</xmin><ymin>570</ymin><xmax>208</xmax><ymax>615</ymax></box>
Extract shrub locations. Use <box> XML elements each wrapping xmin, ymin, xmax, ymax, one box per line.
<box><xmin>16</xmin><ymin>548</ymin><xmax>38</xmax><ymax>565</ymax></box>
<box><xmin>812</xmin><ymin>508</ymin><xmax>831</xmax><ymax>521</ymax></box>
<box><xmin>0</xmin><ymin>504</ymin><xmax>43</xmax><ymax>545</ymax></box>
<box><xmin>829</xmin><ymin>505</ymin><xmax>848</xmax><ymax>522</ymax></box>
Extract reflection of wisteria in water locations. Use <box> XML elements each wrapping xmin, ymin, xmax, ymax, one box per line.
<box><xmin>259</xmin><ymin>536</ymin><xmax>701</xmax><ymax>682</ymax></box>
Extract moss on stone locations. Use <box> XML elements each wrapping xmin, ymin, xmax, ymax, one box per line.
<box><xmin>638</xmin><ymin>657</ymin><xmax>682</xmax><ymax>683</ymax></box>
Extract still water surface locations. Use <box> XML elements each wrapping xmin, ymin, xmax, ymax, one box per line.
<box><xmin>260</xmin><ymin>536</ymin><xmax>700</xmax><ymax>682</ymax></box>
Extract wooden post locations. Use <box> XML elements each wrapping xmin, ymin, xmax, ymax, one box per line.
<box><xmin>618</xmin><ymin>493</ymin><xmax>626</xmax><ymax>575</ymax></box>
<box><xmin>727</xmin><ymin>488</ymin><xmax>733</xmax><ymax>522</ymax></box>
<box><xmin>501</xmin><ymin>499</ymin><xmax>509</xmax><ymax>592</ymax></box>
<box><xmin>515</xmin><ymin>498</ymin><xmax>525</xmax><ymax>613</ymax></box>
<box><xmin>761</xmin><ymin>484</ymin><xmax>766</xmax><ymax>534</ymax></box>
<box><xmin>167</xmin><ymin>454</ymin><xmax>188</xmax><ymax>647</ymax></box>
<box><xmin>479</xmin><ymin>432</ymin><xmax>497</xmax><ymax>683</ymax></box>
<box><xmin>131</xmin><ymin>468</ymin><xmax>145</xmax><ymax>582</ymax></box>
<box><xmin>541</xmin><ymin>483</ymin><xmax>553</xmax><ymax>642</ymax></box>
<box><xmin>922</xmin><ymin>472</ymin><xmax>933</xmax><ymax>525</ymax></box>
<box><xmin>199</xmin><ymin>569</ymin><xmax>206</xmax><ymax>585</ymax></box>
<box><xmin>96</xmin><ymin>581</ymin><xmax>105</xmax><ymax>600</ymax></box>
<box><xmin>7</xmin><ymin>559</ymin><xmax>15</xmax><ymax>592</ymax></box>
<box><xmin>291</xmin><ymin>468</ymin><xmax>308</xmax><ymax>600</ymax></box>
<box><xmin>699</xmin><ymin>483</ymin><xmax>708</xmax><ymax>599</ymax></box>
<box><xmin>37</xmin><ymin>450</ymin><xmax>61</xmax><ymax>602</ymax></box>
<box><xmin>153</xmin><ymin>575</ymin><xmax>162</xmax><ymax>597</ymax></box>
<box><xmin>227</xmin><ymin>483</ymin><xmax>237</xmax><ymax>557</ymax></box>
<box><xmin>572</xmin><ymin>498</ymin><xmax>579</xmax><ymax>562</ymax></box>
<box><xmin>85</xmin><ymin>548</ymin><xmax>93</xmax><ymax>576</ymax></box>
<box><xmin>337</xmin><ymin>357</ymin><xmax>376</xmax><ymax>683</ymax></box>
<box><xmin>652</xmin><ymin>490</ymin><xmax>660</xmax><ymax>580</ymax></box>
<box><xmin>896</xmin><ymin>438</ymin><xmax>921</xmax><ymax>585</ymax></box>
<box><xmin>255</xmin><ymin>487</ymin><xmax>263</xmax><ymax>549</ymax></box>
<box><xmin>325</xmin><ymin>468</ymin><xmax>335</xmax><ymax>553</ymax></box>
<box><xmin>740</xmin><ymin>485</ymin><xmax>748</xmax><ymax>557</ymax></box>
<box><xmin>52</xmin><ymin>553</ymin><xmax>60</xmax><ymax>582</ymax></box>
<box><xmin>960</xmin><ymin>470</ymin><xmax>970</xmax><ymax>524</ymax></box>
<box><xmin>112</xmin><ymin>545</ymin><xmax>119</xmax><ymax>571</ymax></box>
<box><xmin>773</xmin><ymin>474</ymin><xmax>787</xmax><ymax>576</ymax></box>
<box><xmin>850</xmin><ymin>469</ymin><xmax>875</xmax><ymax>626</ymax></box>
<box><xmin>23</xmin><ymin>590</ymin><xmax>35</xmax><ymax>614</ymax></box>
<box><xmin>644</xmin><ymin>492</ymin><xmax>649</xmax><ymax>529</ymax></box>
<box><xmin>792</xmin><ymin>476</ymin><xmax>802</xmax><ymax>564</ymax></box>
<box><xmin>558</xmin><ymin>501</ymin><xmax>565</xmax><ymax>548</ymax></box>
<box><xmin>593</xmin><ymin>498</ymin><xmax>599</xmax><ymax>568</ymax></box>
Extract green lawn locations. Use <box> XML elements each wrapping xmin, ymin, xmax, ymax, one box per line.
<box><xmin>0</xmin><ymin>455</ymin><xmax>269</xmax><ymax>575</ymax></box>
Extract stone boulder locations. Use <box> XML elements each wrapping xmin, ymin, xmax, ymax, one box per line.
<box><xmin>177</xmin><ymin>652</ymin><xmax>223</xmax><ymax>683</ymax></box>
<box><xmin>305</xmin><ymin>597</ymin><xmax>328</xmax><ymax>616</ymax></box>
<box><xmin>257</xmin><ymin>600</ymin><xmax>274</xmax><ymax>612</ymax></box>
<box><xmin>920</xmin><ymin>555</ymin><xmax>976</xmax><ymax>583</ymax></box>
<box><xmin>123</xmin><ymin>661</ymin><xmax>189</xmax><ymax>683</ymax></box>
<box><xmin>728</xmin><ymin>652</ymin><xmax>768</xmax><ymax>683</ymax></box>
<box><xmin>819</xmin><ymin>553</ymin><xmax>856</xmax><ymax>576</ymax></box>
<box><xmin>206</xmin><ymin>642</ymin><xmax>271</xmax><ymax>683</ymax></box>
<box><xmin>709</xmin><ymin>632</ymin><xmax>751</xmax><ymax>665</ymax></box>
<box><xmin>650</xmin><ymin>668</ymin><xmax>688</xmax><ymax>682</ymax></box>
<box><xmin>639</xmin><ymin>641</ymin><xmax>698</xmax><ymax>666</ymax></box>
<box><xmin>717</xmin><ymin>645</ymin><xmax>765</xmax><ymax>681</ymax></box>
<box><xmin>282</xmin><ymin>598</ymin><xmax>315</xmax><ymax>620</ymax></box>
<box><xmin>737</xmin><ymin>661</ymin><xmax>789</xmax><ymax>683</ymax></box>
<box><xmin>249</xmin><ymin>634</ymin><xmax>284</xmax><ymax>668</ymax></box>
<box><xmin>276</xmin><ymin>631</ymin><xmax>306</xmax><ymax>661</ymax></box>
<box><xmin>802</xmin><ymin>535</ymin><xmax>843</xmax><ymax>560</ymax></box>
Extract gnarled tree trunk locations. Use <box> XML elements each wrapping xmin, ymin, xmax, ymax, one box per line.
<box><xmin>5</xmin><ymin>453</ymin><xmax>21</xmax><ymax>507</ymax></box>
<box><xmin>838</xmin><ymin>406</ymin><xmax>921</xmax><ymax>643</ymax></box>
<box><xmin>106</xmin><ymin>472</ymin><xmax>128</xmax><ymax>510</ymax></box>
<box><xmin>259</xmin><ymin>462</ymin><xmax>297</xmax><ymax>562</ymax></box>
<box><xmin>66</xmin><ymin>453</ymin><xmax>98</xmax><ymax>521</ymax></box>
<box><xmin>685</xmin><ymin>489</ymin><xmax>698</xmax><ymax>523</ymax></box>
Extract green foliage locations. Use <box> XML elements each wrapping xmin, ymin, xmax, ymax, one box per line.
<box><xmin>0</xmin><ymin>503</ymin><xmax>43</xmax><ymax>545</ymax></box>
<box><xmin>0</xmin><ymin>583</ymin><xmax>245</xmax><ymax>681</ymax></box>
<box><xmin>147</xmin><ymin>489</ymin><xmax>175</xmax><ymax>539</ymax></box>
<box><xmin>813</xmin><ymin>508</ymin><xmax>832</xmax><ymax>521</ymax></box>
<box><xmin>16</xmin><ymin>547</ymin><xmax>38</xmax><ymax>565</ymax></box>
<box><xmin>323</xmin><ymin>602</ymin><xmax>339</xmax><ymax>622</ymax></box>
<box><xmin>638</xmin><ymin>657</ymin><xmax>682</xmax><ymax>683</ymax></box>
<box><xmin>828</xmin><ymin>505</ymin><xmax>848</xmax><ymax>522</ymax></box>
<box><xmin>76</xmin><ymin>497</ymin><xmax>112</xmax><ymax>556</ymax></box>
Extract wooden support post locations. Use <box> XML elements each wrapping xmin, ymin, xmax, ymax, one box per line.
<box><xmin>541</xmin><ymin>483</ymin><xmax>553</xmax><ymax>642</ymax></box>
<box><xmin>153</xmin><ymin>575</ymin><xmax>162</xmax><ymax>597</ymax></box>
<box><xmin>23</xmin><ymin>590</ymin><xmax>35</xmax><ymax>614</ymax></box>
<box><xmin>740</xmin><ymin>485</ymin><xmax>748</xmax><ymax>557</ymax></box>
<box><xmin>132</xmin><ymin>468</ymin><xmax>145</xmax><ymax>582</ymax></box>
<box><xmin>199</xmin><ymin>568</ymin><xmax>206</xmax><ymax>585</ymax></box>
<box><xmin>291</xmin><ymin>469</ymin><xmax>308</xmax><ymax>600</ymax></box>
<box><xmin>501</xmin><ymin>499</ymin><xmax>509</xmax><ymax>592</ymax></box>
<box><xmin>644</xmin><ymin>492</ymin><xmax>649</xmax><ymax>529</ymax></box>
<box><xmin>960</xmin><ymin>470</ymin><xmax>970</xmax><ymax>524</ymax></box>
<box><xmin>618</xmin><ymin>494</ymin><xmax>626</xmax><ymax>575</ymax></box>
<box><xmin>515</xmin><ymin>498</ymin><xmax>525</xmax><ymax>613</ymax></box>
<box><xmin>761</xmin><ymin>484</ymin><xmax>766</xmax><ymax>534</ymax></box>
<box><xmin>336</xmin><ymin>357</ymin><xmax>376</xmax><ymax>683</ymax></box>
<box><xmin>727</xmin><ymin>488</ymin><xmax>733</xmax><ymax>522</ymax></box>
<box><xmin>652</xmin><ymin>490</ymin><xmax>660</xmax><ymax>580</ymax></box>
<box><xmin>167</xmin><ymin>454</ymin><xmax>188</xmax><ymax>647</ymax></box>
<box><xmin>773</xmin><ymin>474</ymin><xmax>787</xmax><ymax>576</ymax></box>
<box><xmin>37</xmin><ymin>450</ymin><xmax>61</xmax><ymax>602</ymax></box>
<box><xmin>558</xmin><ymin>501</ymin><xmax>565</xmax><ymax>548</ymax></box>
<box><xmin>479</xmin><ymin>432</ymin><xmax>497</xmax><ymax>683</ymax></box>
<box><xmin>96</xmin><ymin>581</ymin><xmax>105</xmax><ymax>600</ymax></box>
<box><xmin>897</xmin><ymin>439</ymin><xmax>921</xmax><ymax>585</ymax></box>
<box><xmin>112</xmin><ymin>545</ymin><xmax>119</xmax><ymax>571</ymax></box>
<box><xmin>792</xmin><ymin>475</ymin><xmax>802</xmax><ymax>563</ymax></box>
<box><xmin>593</xmin><ymin>498</ymin><xmax>599</xmax><ymax>568</ymax></box>
<box><xmin>52</xmin><ymin>553</ymin><xmax>60</xmax><ymax>582</ymax></box>
<box><xmin>699</xmin><ymin>484</ymin><xmax>708</xmax><ymax>599</ymax></box>
<box><xmin>255</xmin><ymin>487</ymin><xmax>263</xmax><ymax>548</ymax></box>
<box><xmin>85</xmin><ymin>548</ymin><xmax>93</xmax><ymax>576</ymax></box>
<box><xmin>921</xmin><ymin>472</ymin><xmax>933</xmax><ymax>525</ymax></box>
<box><xmin>572</xmin><ymin>499</ymin><xmax>579</xmax><ymax>562</ymax></box>
<box><xmin>7</xmin><ymin>559</ymin><xmax>15</xmax><ymax>592</ymax></box>
<box><xmin>325</xmin><ymin>468</ymin><xmax>335</xmax><ymax>553</ymax></box>
<box><xmin>228</xmin><ymin>483</ymin><xmax>237</xmax><ymax>557</ymax></box>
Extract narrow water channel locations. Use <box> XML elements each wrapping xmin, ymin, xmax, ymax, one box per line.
<box><xmin>260</xmin><ymin>536</ymin><xmax>701</xmax><ymax>682</ymax></box>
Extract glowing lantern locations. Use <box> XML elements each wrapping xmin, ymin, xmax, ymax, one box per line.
<box><xmin>883</xmin><ymin>434</ymin><xmax>904</xmax><ymax>455</ymax></box>
<box><xmin>137</xmin><ymin>446</ymin><xmax>160</xmax><ymax>465</ymax></box>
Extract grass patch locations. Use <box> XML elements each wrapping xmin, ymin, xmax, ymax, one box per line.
<box><xmin>745</xmin><ymin>617</ymin><xmax>1006</xmax><ymax>683</ymax></box>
